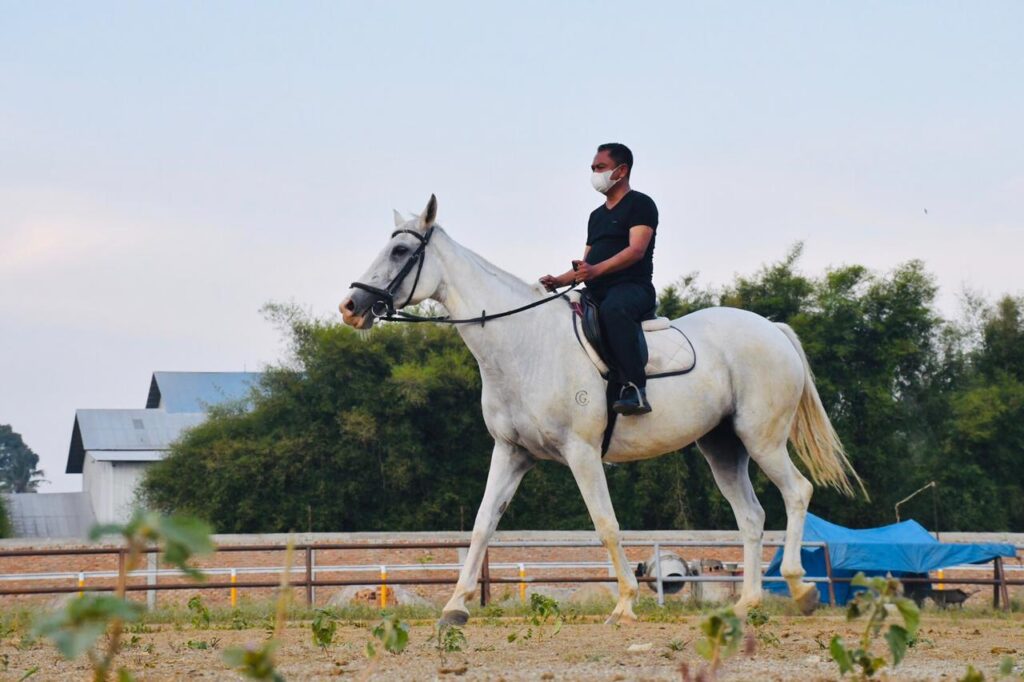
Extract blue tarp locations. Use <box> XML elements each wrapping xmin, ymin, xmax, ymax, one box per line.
<box><xmin>764</xmin><ymin>513</ymin><xmax>1018</xmax><ymax>605</ymax></box>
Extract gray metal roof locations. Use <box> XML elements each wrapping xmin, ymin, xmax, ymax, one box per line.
<box><xmin>66</xmin><ymin>410</ymin><xmax>205</xmax><ymax>474</ymax></box>
<box><xmin>2</xmin><ymin>492</ymin><xmax>96</xmax><ymax>539</ymax></box>
<box><xmin>146</xmin><ymin>371</ymin><xmax>261</xmax><ymax>413</ymax></box>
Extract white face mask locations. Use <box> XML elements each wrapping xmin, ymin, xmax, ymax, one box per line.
<box><xmin>590</xmin><ymin>164</ymin><xmax>623</xmax><ymax>194</ymax></box>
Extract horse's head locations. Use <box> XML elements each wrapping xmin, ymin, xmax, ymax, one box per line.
<box><xmin>339</xmin><ymin>195</ymin><xmax>443</xmax><ymax>329</ymax></box>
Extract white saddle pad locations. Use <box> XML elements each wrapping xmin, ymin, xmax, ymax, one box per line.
<box><xmin>567</xmin><ymin>291</ymin><xmax>696</xmax><ymax>378</ymax></box>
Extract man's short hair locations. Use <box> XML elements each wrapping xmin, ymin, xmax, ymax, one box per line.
<box><xmin>597</xmin><ymin>142</ymin><xmax>634</xmax><ymax>176</ymax></box>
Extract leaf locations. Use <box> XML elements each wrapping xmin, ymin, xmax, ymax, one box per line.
<box><xmin>829</xmin><ymin>636</ymin><xmax>853</xmax><ymax>675</ymax></box>
<box><xmin>997</xmin><ymin>656</ymin><xmax>1014</xmax><ymax>676</ymax></box>
<box><xmin>694</xmin><ymin>639</ymin><xmax>713</xmax><ymax>662</ymax></box>
<box><xmin>885</xmin><ymin>625</ymin><xmax>909</xmax><ymax>666</ymax></box>
<box><xmin>893</xmin><ymin>597</ymin><xmax>920</xmax><ymax>636</ymax></box>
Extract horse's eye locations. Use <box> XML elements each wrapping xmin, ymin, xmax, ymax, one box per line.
<box><xmin>391</xmin><ymin>245</ymin><xmax>410</xmax><ymax>258</ymax></box>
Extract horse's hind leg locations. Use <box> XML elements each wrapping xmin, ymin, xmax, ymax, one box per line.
<box><xmin>696</xmin><ymin>421</ymin><xmax>765</xmax><ymax>616</ymax></box>
<box><xmin>747</xmin><ymin>442</ymin><xmax>817</xmax><ymax>614</ymax></box>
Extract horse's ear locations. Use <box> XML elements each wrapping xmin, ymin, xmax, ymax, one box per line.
<box><xmin>393</xmin><ymin>209</ymin><xmax>405</xmax><ymax>228</ymax></box>
<box><xmin>419</xmin><ymin>194</ymin><xmax>437</xmax><ymax>231</ymax></box>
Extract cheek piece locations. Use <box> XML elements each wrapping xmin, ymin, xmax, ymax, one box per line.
<box><xmin>350</xmin><ymin>227</ymin><xmax>434</xmax><ymax>317</ymax></box>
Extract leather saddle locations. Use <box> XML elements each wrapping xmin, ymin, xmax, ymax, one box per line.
<box><xmin>567</xmin><ymin>290</ymin><xmax>695</xmax><ymax>382</ymax></box>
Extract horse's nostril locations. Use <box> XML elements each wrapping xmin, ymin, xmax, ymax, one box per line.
<box><xmin>343</xmin><ymin>299</ymin><xmax>355</xmax><ymax>312</ymax></box>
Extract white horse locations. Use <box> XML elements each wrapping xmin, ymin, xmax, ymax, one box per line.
<box><xmin>339</xmin><ymin>196</ymin><xmax>863</xmax><ymax>626</ymax></box>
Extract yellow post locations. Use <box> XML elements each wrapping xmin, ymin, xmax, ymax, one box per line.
<box><xmin>936</xmin><ymin>569</ymin><xmax>944</xmax><ymax>591</ymax></box>
<box><xmin>380</xmin><ymin>565</ymin><xmax>388</xmax><ymax>608</ymax></box>
<box><xmin>230</xmin><ymin>568</ymin><xmax>238</xmax><ymax>608</ymax></box>
<box><xmin>77</xmin><ymin>572</ymin><xmax>85</xmax><ymax>597</ymax></box>
<box><xmin>519</xmin><ymin>563</ymin><xmax>526</xmax><ymax>603</ymax></box>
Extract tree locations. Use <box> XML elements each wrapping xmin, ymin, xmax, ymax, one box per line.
<box><xmin>140</xmin><ymin>254</ymin><xmax>1024</xmax><ymax>533</ymax></box>
<box><xmin>0</xmin><ymin>424</ymin><xmax>46</xmax><ymax>493</ymax></box>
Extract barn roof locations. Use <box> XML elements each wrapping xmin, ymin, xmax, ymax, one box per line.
<box><xmin>146</xmin><ymin>372</ymin><xmax>261</xmax><ymax>413</ymax></box>
<box><xmin>2</xmin><ymin>492</ymin><xmax>96</xmax><ymax>538</ymax></box>
<box><xmin>66</xmin><ymin>410</ymin><xmax>206</xmax><ymax>474</ymax></box>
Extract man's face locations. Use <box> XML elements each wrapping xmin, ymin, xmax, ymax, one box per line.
<box><xmin>591</xmin><ymin>150</ymin><xmax>627</xmax><ymax>182</ymax></box>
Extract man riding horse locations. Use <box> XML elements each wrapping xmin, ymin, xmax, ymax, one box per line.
<box><xmin>541</xmin><ymin>143</ymin><xmax>659</xmax><ymax>415</ymax></box>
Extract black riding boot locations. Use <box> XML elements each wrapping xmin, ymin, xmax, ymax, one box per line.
<box><xmin>612</xmin><ymin>382</ymin><xmax>652</xmax><ymax>415</ymax></box>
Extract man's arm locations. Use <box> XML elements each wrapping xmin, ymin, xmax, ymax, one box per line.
<box><xmin>541</xmin><ymin>246</ymin><xmax>591</xmax><ymax>290</ymax></box>
<box><xmin>573</xmin><ymin>226</ymin><xmax>653</xmax><ymax>282</ymax></box>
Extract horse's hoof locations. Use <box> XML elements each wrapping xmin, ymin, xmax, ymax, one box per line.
<box><xmin>439</xmin><ymin>609</ymin><xmax>469</xmax><ymax>627</ymax></box>
<box><xmin>793</xmin><ymin>583</ymin><xmax>819</xmax><ymax>615</ymax></box>
<box><xmin>604</xmin><ymin>609</ymin><xmax>637</xmax><ymax>625</ymax></box>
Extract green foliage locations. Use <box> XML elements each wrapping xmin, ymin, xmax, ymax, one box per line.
<box><xmin>187</xmin><ymin>596</ymin><xmax>211</xmax><ymax>629</ymax></box>
<box><xmin>435</xmin><ymin>624</ymin><xmax>466</xmax><ymax>666</ymax></box>
<box><xmin>222</xmin><ymin>641</ymin><xmax>284</xmax><ymax>682</ymax></box>
<box><xmin>828</xmin><ymin>573</ymin><xmax>920</xmax><ymax>677</ymax></box>
<box><xmin>33</xmin><ymin>512</ymin><xmax>212</xmax><ymax>682</ymax></box>
<box><xmin>694</xmin><ymin>607</ymin><xmax>745</xmax><ymax>668</ymax></box>
<box><xmin>0</xmin><ymin>424</ymin><xmax>46</xmax><ymax>494</ymax></box>
<box><xmin>91</xmin><ymin>512</ymin><xmax>214</xmax><ymax>579</ymax></box>
<box><xmin>508</xmin><ymin>594</ymin><xmax>564</xmax><ymax>643</ymax></box>
<box><xmin>366</xmin><ymin>613</ymin><xmax>410</xmax><ymax>657</ymax></box>
<box><xmin>310</xmin><ymin>608</ymin><xmax>337</xmax><ymax>650</ymax></box>
<box><xmin>32</xmin><ymin>595</ymin><xmax>143</xmax><ymax>660</ymax></box>
<box><xmin>140</xmin><ymin>252</ymin><xmax>1024</xmax><ymax>533</ymax></box>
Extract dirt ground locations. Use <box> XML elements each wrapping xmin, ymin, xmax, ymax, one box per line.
<box><xmin>3</xmin><ymin>610</ymin><xmax>1022</xmax><ymax>681</ymax></box>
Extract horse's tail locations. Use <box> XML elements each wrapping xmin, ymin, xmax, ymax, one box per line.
<box><xmin>775</xmin><ymin>322</ymin><xmax>868</xmax><ymax>499</ymax></box>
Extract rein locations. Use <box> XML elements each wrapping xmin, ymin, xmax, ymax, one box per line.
<box><xmin>350</xmin><ymin>226</ymin><xmax>580</xmax><ymax>327</ymax></box>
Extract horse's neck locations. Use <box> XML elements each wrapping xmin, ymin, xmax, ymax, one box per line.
<box><xmin>432</xmin><ymin>229</ymin><xmax>558</xmax><ymax>369</ymax></box>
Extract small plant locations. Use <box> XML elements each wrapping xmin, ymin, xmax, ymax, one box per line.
<box><xmin>311</xmin><ymin>608</ymin><xmax>337</xmax><ymax>651</ymax></box>
<box><xmin>667</xmin><ymin>638</ymin><xmax>687</xmax><ymax>652</ymax></box>
<box><xmin>745</xmin><ymin>605</ymin><xmax>779</xmax><ymax>648</ymax></box>
<box><xmin>222</xmin><ymin>642</ymin><xmax>284</xmax><ymax>682</ymax></box>
<box><xmin>32</xmin><ymin>512</ymin><xmax>212</xmax><ymax>682</ymax></box>
<box><xmin>187</xmin><ymin>596</ymin><xmax>211</xmax><ymax>629</ymax></box>
<box><xmin>508</xmin><ymin>594</ymin><xmax>564</xmax><ymax>643</ymax></box>
<box><xmin>366</xmin><ymin>613</ymin><xmax>410</xmax><ymax>657</ymax></box>
<box><xmin>695</xmin><ymin>607</ymin><xmax>746</xmax><ymax>670</ymax></box>
<box><xmin>828</xmin><ymin>573</ymin><xmax>921</xmax><ymax>678</ymax></box>
<box><xmin>186</xmin><ymin>638</ymin><xmax>219</xmax><ymax>650</ymax></box>
<box><xmin>435</xmin><ymin>624</ymin><xmax>466</xmax><ymax>666</ymax></box>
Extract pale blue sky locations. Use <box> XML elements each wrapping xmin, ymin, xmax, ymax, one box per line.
<box><xmin>1</xmin><ymin>2</ymin><xmax>1021</xmax><ymax>492</ymax></box>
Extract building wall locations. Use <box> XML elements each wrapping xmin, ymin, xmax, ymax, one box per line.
<box><xmin>82</xmin><ymin>456</ymin><xmax>149</xmax><ymax>524</ymax></box>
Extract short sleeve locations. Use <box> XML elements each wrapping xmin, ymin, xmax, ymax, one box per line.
<box><xmin>628</xmin><ymin>195</ymin><xmax>659</xmax><ymax>231</ymax></box>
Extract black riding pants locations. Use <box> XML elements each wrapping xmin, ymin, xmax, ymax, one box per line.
<box><xmin>588</xmin><ymin>282</ymin><xmax>657</xmax><ymax>387</ymax></box>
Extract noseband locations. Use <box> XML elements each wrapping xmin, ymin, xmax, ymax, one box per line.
<box><xmin>350</xmin><ymin>227</ymin><xmax>435</xmax><ymax>317</ymax></box>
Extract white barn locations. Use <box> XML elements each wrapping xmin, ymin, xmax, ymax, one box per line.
<box><xmin>61</xmin><ymin>371</ymin><xmax>261</xmax><ymax>526</ymax></box>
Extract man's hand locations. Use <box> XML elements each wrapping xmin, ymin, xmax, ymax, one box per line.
<box><xmin>539</xmin><ymin>273</ymin><xmax>569</xmax><ymax>291</ymax></box>
<box><xmin>572</xmin><ymin>260</ymin><xmax>599</xmax><ymax>282</ymax></box>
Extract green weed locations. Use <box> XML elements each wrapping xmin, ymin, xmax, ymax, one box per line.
<box><xmin>828</xmin><ymin>573</ymin><xmax>920</xmax><ymax>678</ymax></box>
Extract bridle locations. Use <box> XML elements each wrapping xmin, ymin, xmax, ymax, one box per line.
<box><xmin>349</xmin><ymin>225</ymin><xmax>578</xmax><ymax>327</ymax></box>
<box><xmin>350</xmin><ymin>227</ymin><xmax>435</xmax><ymax>318</ymax></box>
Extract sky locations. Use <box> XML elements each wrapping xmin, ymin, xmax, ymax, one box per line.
<box><xmin>1</xmin><ymin>2</ymin><xmax>1021</xmax><ymax>493</ymax></box>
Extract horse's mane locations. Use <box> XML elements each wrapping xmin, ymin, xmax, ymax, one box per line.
<box><xmin>439</xmin><ymin>226</ymin><xmax>546</xmax><ymax>300</ymax></box>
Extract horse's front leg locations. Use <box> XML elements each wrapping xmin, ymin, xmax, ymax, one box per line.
<box><xmin>439</xmin><ymin>440</ymin><xmax>533</xmax><ymax>626</ymax></box>
<box><xmin>563</xmin><ymin>438</ymin><xmax>639</xmax><ymax>624</ymax></box>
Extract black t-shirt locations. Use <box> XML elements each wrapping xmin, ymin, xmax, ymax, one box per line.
<box><xmin>585</xmin><ymin>190</ymin><xmax>659</xmax><ymax>294</ymax></box>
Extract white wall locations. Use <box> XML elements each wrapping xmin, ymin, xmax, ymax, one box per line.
<box><xmin>83</xmin><ymin>455</ymin><xmax>151</xmax><ymax>524</ymax></box>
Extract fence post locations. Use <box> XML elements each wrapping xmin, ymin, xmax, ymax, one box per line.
<box><xmin>77</xmin><ymin>571</ymin><xmax>85</xmax><ymax>597</ymax></box>
<box><xmin>380</xmin><ymin>565</ymin><xmax>388</xmax><ymax>609</ymax></box>
<box><xmin>146</xmin><ymin>551</ymin><xmax>157</xmax><ymax>610</ymax></box>
<box><xmin>518</xmin><ymin>563</ymin><xmax>526</xmax><ymax>604</ymax></box>
<box><xmin>822</xmin><ymin>543</ymin><xmax>837</xmax><ymax>607</ymax></box>
<box><xmin>993</xmin><ymin>558</ymin><xmax>1001</xmax><ymax>609</ymax></box>
<box><xmin>230</xmin><ymin>568</ymin><xmax>237</xmax><ymax>608</ymax></box>
<box><xmin>654</xmin><ymin>543</ymin><xmax>665</xmax><ymax>607</ymax></box>
<box><xmin>480</xmin><ymin>549</ymin><xmax>491</xmax><ymax>607</ymax></box>
<box><xmin>304</xmin><ymin>546</ymin><xmax>313</xmax><ymax>606</ymax></box>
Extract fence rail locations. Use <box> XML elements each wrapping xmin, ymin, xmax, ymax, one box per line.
<box><xmin>0</xmin><ymin>540</ymin><xmax>1018</xmax><ymax>610</ymax></box>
